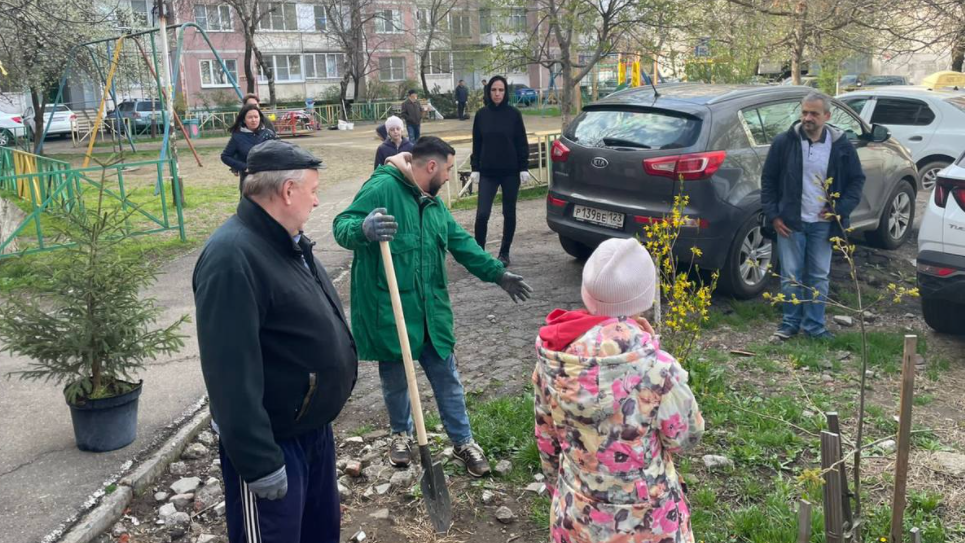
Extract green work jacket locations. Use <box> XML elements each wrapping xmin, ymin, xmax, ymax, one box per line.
<box><xmin>333</xmin><ymin>165</ymin><xmax>505</xmax><ymax>362</ymax></box>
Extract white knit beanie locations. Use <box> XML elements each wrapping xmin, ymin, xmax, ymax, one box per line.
<box><xmin>581</xmin><ymin>238</ymin><xmax>656</xmax><ymax>317</ymax></box>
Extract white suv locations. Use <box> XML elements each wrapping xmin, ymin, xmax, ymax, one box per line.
<box><xmin>838</xmin><ymin>86</ymin><xmax>965</xmax><ymax>190</ymax></box>
<box><xmin>917</xmin><ymin>152</ymin><xmax>965</xmax><ymax>334</ymax></box>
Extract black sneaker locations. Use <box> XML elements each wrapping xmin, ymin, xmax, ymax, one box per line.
<box><xmin>454</xmin><ymin>441</ymin><xmax>491</xmax><ymax>477</ymax></box>
<box><xmin>498</xmin><ymin>254</ymin><xmax>511</xmax><ymax>267</ymax></box>
<box><xmin>808</xmin><ymin>330</ymin><xmax>835</xmax><ymax>341</ymax></box>
<box><xmin>388</xmin><ymin>433</ymin><xmax>411</xmax><ymax>467</ymax></box>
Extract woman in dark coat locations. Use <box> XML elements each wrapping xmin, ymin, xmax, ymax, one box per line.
<box><xmin>469</xmin><ymin>75</ymin><xmax>530</xmax><ymax>266</ymax></box>
<box><xmin>221</xmin><ymin>104</ymin><xmax>277</xmax><ymax>194</ymax></box>
<box><xmin>373</xmin><ymin>115</ymin><xmax>413</xmax><ymax>170</ymax></box>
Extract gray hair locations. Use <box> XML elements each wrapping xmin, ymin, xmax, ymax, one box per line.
<box><xmin>384</xmin><ymin>115</ymin><xmax>404</xmax><ymax>130</ymax></box>
<box><xmin>242</xmin><ymin>168</ymin><xmax>308</xmax><ymax>198</ymax></box>
<box><xmin>802</xmin><ymin>91</ymin><xmax>831</xmax><ymax>113</ymax></box>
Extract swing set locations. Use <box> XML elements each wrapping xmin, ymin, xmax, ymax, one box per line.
<box><xmin>0</xmin><ymin>24</ymin><xmax>242</xmax><ymax>257</ymax></box>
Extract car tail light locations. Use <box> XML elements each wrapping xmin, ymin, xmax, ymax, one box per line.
<box><xmin>643</xmin><ymin>150</ymin><xmax>727</xmax><ymax>180</ymax></box>
<box><xmin>132</xmin><ymin>112</ymin><xmax>141</xmax><ymax>118</ymax></box>
<box><xmin>70</xmin><ymin>114</ymin><xmax>76</xmax><ymax>120</ymax></box>
<box><xmin>11</xmin><ymin>116</ymin><xmax>21</xmax><ymax>124</ymax></box>
<box><xmin>918</xmin><ymin>262</ymin><xmax>960</xmax><ymax>278</ymax></box>
<box><xmin>551</xmin><ymin>139</ymin><xmax>570</xmax><ymax>162</ymax></box>
<box><xmin>547</xmin><ymin>195</ymin><xmax>566</xmax><ymax>207</ymax></box>
<box><xmin>934</xmin><ymin>175</ymin><xmax>965</xmax><ymax>210</ymax></box>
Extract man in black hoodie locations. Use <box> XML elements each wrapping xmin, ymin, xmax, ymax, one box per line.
<box><xmin>194</xmin><ymin>140</ymin><xmax>357</xmax><ymax>543</ymax></box>
<box><xmin>470</xmin><ymin>76</ymin><xmax>530</xmax><ymax>266</ymax></box>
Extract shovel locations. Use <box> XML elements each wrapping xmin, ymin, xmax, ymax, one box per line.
<box><xmin>379</xmin><ymin>240</ymin><xmax>453</xmax><ymax>533</ymax></box>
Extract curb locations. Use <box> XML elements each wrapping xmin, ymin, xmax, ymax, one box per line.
<box><xmin>56</xmin><ymin>406</ymin><xmax>212</xmax><ymax>543</ymax></box>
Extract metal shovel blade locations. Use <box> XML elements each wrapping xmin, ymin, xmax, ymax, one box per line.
<box><xmin>418</xmin><ymin>444</ymin><xmax>452</xmax><ymax>533</ymax></box>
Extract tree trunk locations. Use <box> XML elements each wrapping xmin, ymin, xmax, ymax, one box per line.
<box><xmin>791</xmin><ymin>0</ymin><xmax>807</xmax><ymax>85</ymax></box>
<box><xmin>243</xmin><ymin>43</ymin><xmax>255</xmax><ymax>94</ymax></box>
<box><xmin>420</xmin><ymin>51</ymin><xmax>430</xmax><ymax>98</ymax></box>
<box><xmin>952</xmin><ymin>34</ymin><xmax>964</xmax><ymax>72</ymax></box>
<box><xmin>560</xmin><ymin>62</ymin><xmax>574</xmax><ymax>131</ymax></box>
<box><xmin>253</xmin><ymin>47</ymin><xmax>276</xmax><ymax>106</ymax></box>
<box><xmin>30</xmin><ymin>88</ymin><xmax>45</xmax><ymax>154</ymax></box>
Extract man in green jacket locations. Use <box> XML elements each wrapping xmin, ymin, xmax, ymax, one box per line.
<box><xmin>334</xmin><ymin>136</ymin><xmax>532</xmax><ymax>477</ymax></box>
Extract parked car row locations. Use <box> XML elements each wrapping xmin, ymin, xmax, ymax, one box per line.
<box><xmin>0</xmin><ymin>112</ymin><xmax>26</xmax><ymax>147</ymax></box>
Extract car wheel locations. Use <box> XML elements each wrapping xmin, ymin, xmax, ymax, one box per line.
<box><xmin>0</xmin><ymin>129</ymin><xmax>12</xmax><ymax>147</ymax></box>
<box><xmin>866</xmin><ymin>181</ymin><xmax>915</xmax><ymax>249</ymax></box>
<box><xmin>922</xmin><ymin>297</ymin><xmax>965</xmax><ymax>334</ymax></box>
<box><xmin>919</xmin><ymin>161</ymin><xmax>949</xmax><ymax>191</ymax></box>
<box><xmin>718</xmin><ymin>213</ymin><xmax>774</xmax><ymax>299</ymax></box>
<box><xmin>558</xmin><ymin>235</ymin><xmax>593</xmax><ymax>261</ymax></box>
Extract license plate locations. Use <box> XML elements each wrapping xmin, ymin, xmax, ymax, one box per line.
<box><xmin>572</xmin><ymin>205</ymin><xmax>624</xmax><ymax>229</ymax></box>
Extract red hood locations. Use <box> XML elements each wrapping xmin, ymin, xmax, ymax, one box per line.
<box><xmin>538</xmin><ymin>309</ymin><xmax>610</xmax><ymax>351</ymax></box>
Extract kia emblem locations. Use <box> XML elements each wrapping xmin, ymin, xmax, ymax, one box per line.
<box><xmin>591</xmin><ymin>157</ymin><xmax>609</xmax><ymax>168</ymax></box>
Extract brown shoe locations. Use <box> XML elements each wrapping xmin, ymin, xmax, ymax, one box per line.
<box><xmin>454</xmin><ymin>441</ymin><xmax>490</xmax><ymax>477</ymax></box>
<box><xmin>388</xmin><ymin>433</ymin><xmax>411</xmax><ymax>467</ymax></box>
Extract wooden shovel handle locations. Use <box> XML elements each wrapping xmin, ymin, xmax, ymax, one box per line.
<box><xmin>380</xmin><ymin>240</ymin><xmax>430</xmax><ymax>448</ymax></box>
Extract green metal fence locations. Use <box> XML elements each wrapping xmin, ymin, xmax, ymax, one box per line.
<box><xmin>0</xmin><ymin>147</ymin><xmax>185</xmax><ymax>258</ymax></box>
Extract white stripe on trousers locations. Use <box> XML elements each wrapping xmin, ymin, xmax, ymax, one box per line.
<box><xmin>240</xmin><ymin>478</ymin><xmax>263</xmax><ymax>543</ymax></box>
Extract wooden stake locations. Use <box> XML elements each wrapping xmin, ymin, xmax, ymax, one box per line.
<box><xmin>797</xmin><ymin>499</ymin><xmax>812</xmax><ymax>543</ymax></box>
<box><xmin>826</xmin><ymin>412</ymin><xmax>853</xmax><ymax>528</ymax></box>
<box><xmin>822</xmin><ymin>431</ymin><xmax>845</xmax><ymax>543</ymax></box>
<box><xmin>910</xmin><ymin>527</ymin><xmax>922</xmax><ymax>543</ymax></box>
<box><xmin>891</xmin><ymin>335</ymin><xmax>918</xmax><ymax>542</ymax></box>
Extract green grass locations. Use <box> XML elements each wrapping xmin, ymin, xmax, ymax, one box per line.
<box><xmin>747</xmin><ymin>331</ymin><xmax>927</xmax><ymax>375</ymax></box>
<box><xmin>351</xmin><ymin>423</ymin><xmax>376</xmax><ymax>437</ymax></box>
<box><xmin>449</xmin><ymin>185</ymin><xmax>549</xmax><ymax>211</ymax></box>
<box><xmin>705</xmin><ymin>297</ymin><xmax>780</xmax><ymax>331</ymax></box>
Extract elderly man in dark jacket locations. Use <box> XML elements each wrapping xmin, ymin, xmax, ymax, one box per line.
<box><xmin>400</xmin><ymin>89</ymin><xmax>423</xmax><ymax>142</ymax></box>
<box><xmin>194</xmin><ymin>140</ymin><xmax>357</xmax><ymax>543</ymax></box>
<box><xmin>761</xmin><ymin>91</ymin><xmax>866</xmax><ymax>341</ymax></box>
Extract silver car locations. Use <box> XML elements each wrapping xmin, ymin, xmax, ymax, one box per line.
<box><xmin>546</xmin><ymin>84</ymin><xmax>920</xmax><ymax>298</ymax></box>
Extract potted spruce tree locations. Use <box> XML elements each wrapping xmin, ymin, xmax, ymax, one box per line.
<box><xmin>0</xmin><ymin>167</ymin><xmax>188</xmax><ymax>452</ymax></box>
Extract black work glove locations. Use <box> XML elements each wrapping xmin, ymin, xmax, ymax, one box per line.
<box><xmin>362</xmin><ymin>207</ymin><xmax>398</xmax><ymax>242</ymax></box>
<box><xmin>499</xmin><ymin>272</ymin><xmax>533</xmax><ymax>303</ymax></box>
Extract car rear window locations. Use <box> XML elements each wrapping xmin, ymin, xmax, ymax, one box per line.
<box><xmin>946</xmin><ymin>97</ymin><xmax>965</xmax><ymax>114</ymax></box>
<box><xmin>865</xmin><ymin>76</ymin><xmax>905</xmax><ymax>85</ymax></box>
<box><xmin>137</xmin><ymin>101</ymin><xmax>162</xmax><ymax>111</ymax></box>
<box><xmin>118</xmin><ymin>103</ymin><xmax>135</xmax><ymax>112</ymax></box>
<box><xmin>564</xmin><ymin>108</ymin><xmax>701</xmax><ymax>150</ymax></box>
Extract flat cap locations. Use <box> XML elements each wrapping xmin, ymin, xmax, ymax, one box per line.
<box><xmin>246</xmin><ymin>140</ymin><xmax>324</xmax><ymax>173</ymax></box>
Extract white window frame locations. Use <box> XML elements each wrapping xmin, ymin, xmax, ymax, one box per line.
<box><xmin>379</xmin><ymin>57</ymin><xmax>405</xmax><ymax>81</ymax></box>
<box><xmin>258</xmin><ymin>54</ymin><xmax>304</xmax><ymax>83</ymax></box>
<box><xmin>374</xmin><ymin>9</ymin><xmax>403</xmax><ymax>34</ymax></box>
<box><xmin>313</xmin><ymin>5</ymin><xmax>327</xmax><ymax>31</ymax></box>
<box><xmin>427</xmin><ymin>51</ymin><xmax>451</xmax><ymax>75</ymax></box>
<box><xmin>508</xmin><ymin>8</ymin><xmax>526</xmax><ymax>32</ymax></box>
<box><xmin>199</xmin><ymin>59</ymin><xmax>238</xmax><ymax>88</ymax></box>
<box><xmin>129</xmin><ymin>0</ymin><xmax>152</xmax><ymax>26</ymax></box>
<box><xmin>304</xmin><ymin>53</ymin><xmax>344</xmax><ymax>79</ymax></box>
<box><xmin>258</xmin><ymin>2</ymin><xmax>298</xmax><ymax>31</ymax></box>
<box><xmin>194</xmin><ymin>4</ymin><xmax>233</xmax><ymax>32</ymax></box>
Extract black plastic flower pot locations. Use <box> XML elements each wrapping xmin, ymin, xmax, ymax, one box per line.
<box><xmin>66</xmin><ymin>381</ymin><xmax>143</xmax><ymax>452</ymax></box>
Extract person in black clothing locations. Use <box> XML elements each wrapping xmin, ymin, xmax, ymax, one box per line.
<box><xmin>222</xmin><ymin>104</ymin><xmax>277</xmax><ymax>193</ymax></box>
<box><xmin>373</xmin><ymin>115</ymin><xmax>413</xmax><ymax>170</ymax></box>
<box><xmin>470</xmin><ymin>75</ymin><xmax>530</xmax><ymax>266</ymax></box>
<box><xmin>194</xmin><ymin>140</ymin><xmax>357</xmax><ymax>543</ymax></box>
<box><xmin>400</xmin><ymin>89</ymin><xmax>423</xmax><ymax>142</ymax></box>
<box><xmin>455</xmin><ymin>79</ymin><xmax>469</xmax><ymax>120</ymax></box>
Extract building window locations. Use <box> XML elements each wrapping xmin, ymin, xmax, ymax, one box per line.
<box><xmin>305</xmin><ymin>53</ymin><xmax>344</xmax><ymax>79</ymax></box>
<box><xmin>258</xmin><ymin>2</ymin><xmax>298</xmax><ymax>31</ymax></box>
<box><xmin>479</xmin><ymin>8</ymin><xmax>491</xmax><ymax>33</ymax></box>
<box><xmin>313</xmin><ymin>5</ymin><xmax>327</xmax><ymax>31</ymax></box>
<box><xmin>427</xmin><ymin>51</ymin><xmax>451</xmax><ymax>74</ymax></box>
<box><xmin>417</xmin><ymin>8</ymin><xmax>430</xmax><ymax>31</ymax></box>
<box><xmin>200</xmin><ymin>59</ymin><xmax>238</xmax><ymax>88</ymax></box>
<box><xmin>451</xmin><ymin>13</ymin><xmax>470</xmax><ymax>37</ymax></box>
<box><xmin>195</xmin><ymin>4</ymin><xmax>233</xmax><ymax>31</ymax></box>
<box><xmin>374</xmin><ymin>9</ymin><xmax>402</xmax><ymax>33</ymax></box>
<box><xmin>259</xmin><ymin>55</ymin><xmax>303</xmax><ymax>82</ymax></box>
<box><xmin>129</xmin><ymin>0</ymin><xmax>151</xmax><ymax>26</ymax></box>
<box><xmin>379</xmin><ymin>57</ymin><xmax>405</xmax><ymax>81</ymax></box>
<box><xmin>508</xmin><ymin>8</ymin><xmax>526</xmax><ymax>32</ymax></box>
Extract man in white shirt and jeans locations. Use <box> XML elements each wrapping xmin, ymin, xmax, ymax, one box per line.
<box><xmin>761</xmin><ymin>91</ymin><xmax>866</xmax><ymax>340</ymax></box>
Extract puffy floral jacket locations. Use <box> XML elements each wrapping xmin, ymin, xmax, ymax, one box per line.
<box><xmin>533</xmin><ymin>316</ymin><xmax>704</xmax><ymax>543</ymax></box>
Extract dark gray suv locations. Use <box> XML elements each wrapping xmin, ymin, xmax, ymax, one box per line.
<box><xmin>546</xmin><ymin>84</ymin><xmax>920</xmax><ymax>298</ymax></box>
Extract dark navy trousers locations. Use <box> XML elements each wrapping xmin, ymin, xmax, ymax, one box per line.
<box><xmin>220</xmin><ymin>425</ymin><xmax>339</xmax><ymax>543</ymax></box>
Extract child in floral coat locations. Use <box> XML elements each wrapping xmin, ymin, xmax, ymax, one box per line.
<box><xmin>533</xmin><ymin>237</ymin><xmax>704</xmax><ymax>543</ymax></box>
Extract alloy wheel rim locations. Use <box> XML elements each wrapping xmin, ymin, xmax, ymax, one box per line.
<box><xmin>921</xmin><ymin>167</ymin><xmax>941</xmax><ymax>191</ymax></box>
<box><xmin>739</xmin><ymin>226</ymin><xmax>773</xmax><ymax>287</ymax></box>
<box><xmin>888</xmin><ymin>192</ymin><xmax>911</xmax><ymax>241</ymax></box>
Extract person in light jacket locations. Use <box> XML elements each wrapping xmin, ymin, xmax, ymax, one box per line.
<box><xmin>533</xmin><ymin>237</ymin><xmax>704</xmax><ymax>543</ymax></box>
